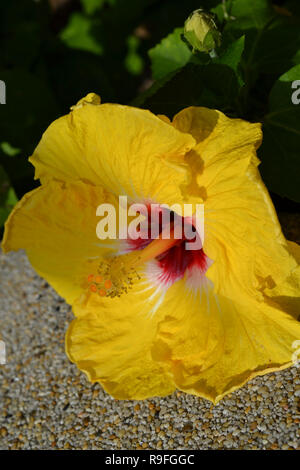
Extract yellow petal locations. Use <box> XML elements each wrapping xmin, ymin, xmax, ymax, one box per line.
<box><xmin>287</xmin><ymin>239</ymin><xmax>300</xmax><ymax>263</ymax></box>
<box><xmin>153</xmin><ymin>280</ymin><xmax>300</xmax><ymax>403</ymax></box>
<box><xmin>66</xmin><ymin>280</ymin><xmax>176</xmax><ymax>399</ymax></box>
<box><xmin>70</xmin><ymin>92</ymin><xmax>101</xmax><ymax>110</ymax></box>
<box><xmin>173</xmin><ymin>106</ymin><xmax>262</xmax><ymax>165</ymax></box>
<box><xmin>2</xmin><ymin>180</ymin><xmax>118</xmax><ymax>305</ymax></box>
<box><xmin>30</xmin><ymin>101</ymin><xmax>195</xmax><ymax>205</ymax></box>
<box><xmin>172</xmin><ymin>107</ymin><xmax>296</xmax><ymax>304</ymax></box>
<box><xmin>264</xmin><ymin>241</ymin><xmax>300</xmax><ymax>320</ymax></box>
<box><xmin>157</xmin><ymin>114</ymin><xmax>171</xmax><ymax>124</ymax></box>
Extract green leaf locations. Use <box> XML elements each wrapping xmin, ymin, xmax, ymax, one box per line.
<box><xmin>222</xmin><ymin>0</ymin><xmax>275</xmax><ymax>73</ymax></box>
<box><xmin>148</xmin><ymin>28</ymin><xmax>192</xmax><ymax>81</ymax></box>
<box><xmin>80</xmin><ymin>0</ymin><xmax>106</xmax><ymax>15</ymax></box>
<box><xmin>131</xmin><ymin>69</ymin><xmax>178</xmax><ymax>108</ymax></box>
<box><xmin>135</xmin><ymin>62</ymin><xmax>242</xmax><ymax>117</ymax></box>
<box><xmin>125</xmin><ymin>36</ymin><xmax>144</xmax><ymax>75</ymax></box>
<box><xmin>223</xmin><ymin>0</ymin><xmax>300</xmax><ymax>76</ymax></box>
<box><xmin>213</xmin><ymin>35</ymin><xmax>245</xmax><ymax>85</ymax></box>
<box><xmin>225</xmin><ymin>0</ymin><xmax>274</xmax><ymax>30</ymax></box>
<box><xmin>248</xmin><ymin>22</ymin><xmax>300</xmax><ymax>75</ymax></box>
<box><xmin>259</xmin><ymin>65</ymin><xmax>300</xmax><ymax>202</ymax></box>
<box><xmin>0</xmin><ymin>165</ymin><xmax>18</xmax><ymax>227</ymax></box>
<box><xmin>0</xmin><ymin>142</ymin><xmax>21</xmax><ymax>157</ymax></box>
<box><xmin>60</xmin><ymin>13</ymin><xmax>103</xmax><ymax>56</ymax></box>
<box><xmin>143</xmin><ymin>28</ymin><xmax>245</xmax><ymax>114</ymax></box>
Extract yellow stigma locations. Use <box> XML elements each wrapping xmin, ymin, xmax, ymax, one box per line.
<box><xmin>93</xmin><ymin>225</ymin><xmax>181</xmax><ymax>297</ymax></box>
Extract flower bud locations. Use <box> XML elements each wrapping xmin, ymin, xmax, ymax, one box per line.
<box><xmin>183</xmin><ymin>9</ymin><xmax>221</xmax><ymax>53</ymax></box>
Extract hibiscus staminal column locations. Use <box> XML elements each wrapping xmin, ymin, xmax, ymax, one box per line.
<box><xmin>96</xmin><ymin>224</ymin><xmax>182</xmax><ymax>297</ymax></box>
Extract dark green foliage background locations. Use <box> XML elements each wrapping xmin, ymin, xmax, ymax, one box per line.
<box><xmin>0</xmin><ymin>0</ymin><xmax>299</xmax><ymax>229</ymax></box>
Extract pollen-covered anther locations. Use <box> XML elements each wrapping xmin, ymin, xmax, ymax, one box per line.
<box><xmin>86</xmin><ymin>271</ymin><xmax>114</xmax><ymax>297</ymax></box>
<box><xmin>95</xmin><ymin>254</ymin><xmax>141</xmax><ymax>298</ymax></box>
<box><xmin>104</xmin><ymin>279</ymin><xmax>112</xmax><ymax>289</ymax></box>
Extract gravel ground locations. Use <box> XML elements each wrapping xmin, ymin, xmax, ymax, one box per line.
<box><xmin>0</xmin><ymin>213</ymin><xmax>300</xmax><ymax>450</ymax></box>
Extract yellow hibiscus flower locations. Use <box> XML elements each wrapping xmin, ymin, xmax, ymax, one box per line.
<box><xmin>2</xmin><ymin>93</ymin><xmax>300</xmax><ymax>403</ymax></box>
